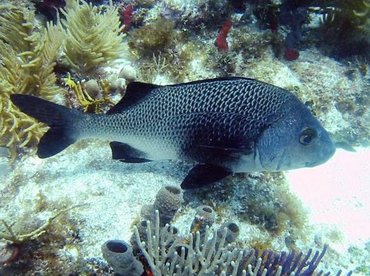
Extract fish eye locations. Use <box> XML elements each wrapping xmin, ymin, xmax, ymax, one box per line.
<box><xmin>299</xmin><ymin>127</ymin><xmax>317</xmax><ymax>145</ymax></box>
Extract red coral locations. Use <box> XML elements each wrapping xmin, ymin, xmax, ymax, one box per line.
<box><xmin>121</xmin><ymin>4</ymin><xmax>134</xmax><ymax>32</ymax></box>
<box><xmin>215</xmin><ymin>19</ymin><xmax>232</xmax><ymax>52</ymax></box>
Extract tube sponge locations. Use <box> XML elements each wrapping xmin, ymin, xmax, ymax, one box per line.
<box><xmin>190</xmin><ymin>205</ymin><xmax>216</xmax><ymax>237</ymax></box>
<box><xmin>61</xmin><ymin>0</ymin><xmax>125</xmax><ymax>73</ymax></box>
<box><xmin>101</xmin><ymin>240</ymin><xmax>143</xmax><ymax>276</ymax></box>
<box><xmin>153</xmin><ymin>185</ymin><xmax>182</xmax><ymax>226</ymax></box>
<box><xmin>217</xmin><ymin>221</ymin><xmax>240</xmax><ymax>243</ymax></box>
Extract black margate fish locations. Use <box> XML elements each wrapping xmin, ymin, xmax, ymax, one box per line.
<box><xmin>10</xmin><ymin>77</ymin><xmax>335</xmax><ymax>189</ymax></box>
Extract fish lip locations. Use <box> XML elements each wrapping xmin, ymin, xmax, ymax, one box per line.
<box><xmin>305</xmin><ymin>161</ymin><xmax>318</xmax><ymax>167</ymax></box>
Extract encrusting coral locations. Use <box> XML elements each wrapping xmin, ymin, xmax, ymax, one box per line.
<box><xmin>60</xmin><ymin>0</ymin><xmax>126</xmax><ymax>73</ymax></box>
<box><xmin>0</xmin><ymin>4</ymin><xmax>64</xmax><ymax>158</ymax></box>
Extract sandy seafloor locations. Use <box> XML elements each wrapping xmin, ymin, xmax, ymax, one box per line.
<box><xmin>1</xmin><ymin>0</ymin><xmax>370</xmax><ymax>274</ymax></box>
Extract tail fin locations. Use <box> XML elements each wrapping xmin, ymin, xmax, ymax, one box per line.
<box><xmin>10</xmin><ymin>94</ymin><xmax>83</xmax><ymax>158</ymax></box>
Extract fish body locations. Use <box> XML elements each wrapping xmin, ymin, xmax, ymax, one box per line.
<box><xmin>11</xmin><ymin>77</ymin><xmax>335</xmax><ymax>188</ymax></box>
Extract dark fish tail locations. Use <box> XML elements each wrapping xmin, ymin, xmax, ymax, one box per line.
<box><xmin>10</xmin><ymin>94</ymin><xmax>84</xmax><ymax>158</ymax></box>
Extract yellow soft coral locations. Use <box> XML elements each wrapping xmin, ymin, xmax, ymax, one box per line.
<box><xmin>0</xmin><ymin>4</ymin><xmax>64</xmax><ymax>158</ymax></box>
<box><xmin>61</xmin><ymin>0</ymin><xmax>125</xmax><ymax>73</ymax></box>
<box><xmin>64</xmin><ymin>74</ymin><xmax>112</xmax><ymax>113</ymax></box>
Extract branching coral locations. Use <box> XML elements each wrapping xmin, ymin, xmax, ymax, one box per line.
<box><xmin>60</xmin><ymin>0</ymin><xmax>125</xmax><ymax>73</ymax></box>
<box><xmin>109</xmin><ymin>210</ymin><xmax>333</xmax><ymax>275</ymax></box>
<box><xmin>0</xmin><ymin>4</ymin><xmax>64</xmax><ymax>158</ymax></box>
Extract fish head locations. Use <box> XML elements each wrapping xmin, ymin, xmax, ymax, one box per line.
<box><xmin>255</xmin><ymin>104</ymin><xmax>336</xmax><ymax>171</ymax></box>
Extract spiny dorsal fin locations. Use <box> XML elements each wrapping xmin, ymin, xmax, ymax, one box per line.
<box><xmin>107</xmin><ymin>82</ymin><xmax>161</xmax><ymax>114</ymax></box>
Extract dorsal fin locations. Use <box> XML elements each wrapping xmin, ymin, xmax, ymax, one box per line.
<box><xmin>166</xmin><ymin>77</ymin><xmax>244</xmax><ymax>87</ymax></box>
<box><xmin>107</xmin><ymin>82</ymin><xmax>161</xmax><ymax>114</ymax></box>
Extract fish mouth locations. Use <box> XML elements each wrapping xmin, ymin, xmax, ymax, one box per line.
<box><xmin>305</xmin><ymin>144</ymin><xmax>336</xmax><ymax>168</ymax></box>
<box><xmin>305</xmin><ymin>161</ymin><xmax>319</xmax><ymax>167</ymax></box>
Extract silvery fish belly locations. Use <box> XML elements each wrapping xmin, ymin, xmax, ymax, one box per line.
<box><xmin>10</xmin><ymin>77</ymin><xmax>336</xmax><ymax>189</ymax></box>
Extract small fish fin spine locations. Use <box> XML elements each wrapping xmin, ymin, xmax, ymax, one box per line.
<box><xmin>10</xmin><ymin>94</ymin><xmax>83</xmax><ymax>158</ymax></box>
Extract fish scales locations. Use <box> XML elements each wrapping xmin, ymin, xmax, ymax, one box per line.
<box><xmin>85</xmin><ymin>79</ymin><xmax>287</xmax><ymax>142</ymax></box>
<box><xmin>10</xmin><ymin>77</ymin><xmax>335</xmax><ymax>189</ymax></box>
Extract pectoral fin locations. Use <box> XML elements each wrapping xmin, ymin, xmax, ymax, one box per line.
<box><xmin>198</xmin><ymin>144</ymin><xmax>254</xmax><ymax>158</ymax></box>
<box><xmin>180</xmin><ymin>164</ymin><xmax>231</xmax><ymax>189</ymax></box>
<box><xmin>110</xmin><ymin>142</ymin><xmax>151</xmax><ymax>163</ymax></box>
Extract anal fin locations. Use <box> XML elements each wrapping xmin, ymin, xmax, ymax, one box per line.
<box><xmin>110</xmin><ymin>142</ymin><xmax>151</xmax><ymax>163</ymax></box>
<box><xmin>180</xmin><ymin>164</ymin><xmax>231</xmax><ymax>189</ymax></box>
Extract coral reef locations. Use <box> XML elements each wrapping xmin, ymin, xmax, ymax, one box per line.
<box><xmin>0</xmin><ymin>205</ymin><xmax>82</xmax><ymax>244</ymax></box>
<box><xmin>184</xmin><ymin>173</ymin><xmax>307</xmax><ymax>241</ymax></box>
<box><xmin>218</xmin><ymin>221</ymin><xmax>240</xmax><ymax>244</ymax></box>
<box><xmin>0</xmin><ymin>242</ymin><xmax>19</xmax><ymax>266</ymax></box>
<box><xmin>153</xmin><ymin>185</ymin><xmax>182</xmax><ymax>226</ymax></box>
<box><xmin>249</xmin><ymin>0</ymin><xmax>370</xmax><ymax>59</ymax></box>
<box><xmin>60</xmin><ymin>0</ymin><xmax>126</xmax><ymax>73</ymax></box>
<box><xmin>215</xmin><ymin>19</ymin><xmax>232</xmax><ymax>52</ymax></box>
<box><xmin>104</xmin><ymin>210</ymin><xmax>335</xmax><ymax>275</ymax></box>
<box><xmin>0</xmin><ymin>0</ymin><xmax>368</xmax><ymax>275</ymax></box>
